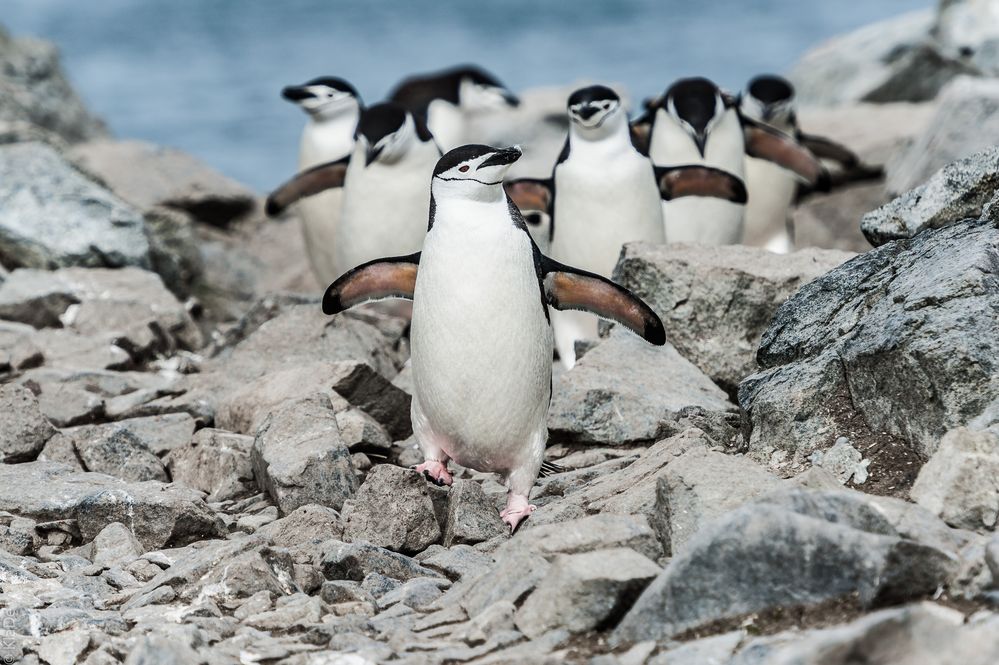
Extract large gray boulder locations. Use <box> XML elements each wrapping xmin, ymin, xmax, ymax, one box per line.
<box><xmin>886</xmin><ymin>77</ymin><xmax>999</xmax><ymax>195</ymax></box>
<box><xmin>864</xmin><ymin>146</ymin><xmax>999</xmax><ymax>246</ymax></box>
<box><xmin>740</xmin><ymin>218</ymin><xmax>999</xmax><ymax>477</ymax></box>
<box><xmin>548</xmin><ymin>328</ymin><xmax>735</xmax><ymax>446</ymax></box>
<box><xmin>0</xmin><ymin>26</ymin><xmax>107</xmax><ymax>142</ymax></box>
<box><xmin>614</xmin><ymin>242</ymin><xmax>853</xmax><ymax>392</ymax></box>
<box><xmin>0</xmin><ymin>143</ymin><xmax>150</xmax><ymax>271</ymax></box>
<box><xmin>0</xmin><ymin>461</ymin><xmax>224</xmax><ymax>548</ymax></box>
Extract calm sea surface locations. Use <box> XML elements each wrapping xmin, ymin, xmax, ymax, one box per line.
<box><xmin>3</xmin><ymin>1</ymin><xmax>928</xmax><ymax>191</ymax></box>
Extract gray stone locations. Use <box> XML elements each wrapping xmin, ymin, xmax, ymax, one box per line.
<box><xmin>64</xmin><ymin>425</ymin><xmax>168</xmax><ymax>482</ymax></box>
<box><xmin>647</xmin><ymin>631</ymin><xmax>743</xmax><ymax>665</ymax></box>
<box><xmin>141</xmin><ymin>205</ymin><xmax>203</xmax><ymax>297</ymax></box>
<box><xmin>336</xmin><ymin>408</ymin><xmax>393</xmax><ymax>454</ymax></box>
<box><xmin>420</xmin><ymin>544</ymin><xmax>494</xmax><ymax>582</ymax></box>
<box><xmin>614</xmin><ymin>242</ymin><xmax>853</xmax><ymax>393</ymax></box>
<box><xmin>91</xmin><ymin>522</ymin><xmax>144</xmax><ymax>568</ymax></box>
<box><xmin>0</xmin><ymin>383</ymin><xmax>56</xmax><ymax>462</ymax></box>
<box><xmin>887</xmin><ymin>77</ymin><xmax>999</xmax><ymax>196</ymax></box>
<box><xmin>652</xmin><ymin>448</ymin><xmax>784</xmax><ymax>555</ymax></box>
<box><xmin>515</xmin><ymin>548</ymin><xmax>660</xmax><ymax>639</ymax></box>
<box><xmin>343</xmin><ymin>465</ymin><xmax>441</xmax><ymax>554</ymax></box>
<box><xmin>740</xmin><ymin>218</ymin><xmax>999</xmax><ymax>474</ymax></box>
<box><xmin>0</xmin><ymin>320</ymin><xmax>44</xmax><ymax>376</ymax></box>
<box><xmin>320</xmin><ymin>540</ymin><xmax>441</xmax><ymax>582</ymax></box>
<box><xmin>549</xmin><ymin>327</ymin><xmax>735</xmax><ymax>446</ymax></box>
<box><xmin>255</xmin><ymin>503</ymin><xmax>344</xmax><ymax>548</ymax></box>
<box><xmin>37</xmin><ymin>629</ymin><xmax>91</xmax><ymax>665</ymax></box>
<box><xmin>251</xmin><ymin>393</ymin><xmax>358</xmax><ymax>514</ymax></box>
<box><xmin>503</xmin><ymin>513</ymin><xmax>663</xmax><ymax>563</ymax></box>
<box><xmin>0</xmin><ymin>26</ymin><xmax>107</xmax><ymax>142</ymax></box>
<box><xmin>166</xmin><ymin>427</ymin><xmax>254</xmax><ymax>502</ymax></box>
<box><xmin>0</xmin><ymin>461</ymin><xmax>224</xmax><ymax>549</ymax></box>
<box><xmin>324</xmin><ymin>359</ymin><xmax>413</xmax><ymax>441</ymax></box>
<box><xmin>0</xmin><ymin>143</ymin><xmax>150</xmax><ymax>271</ymax></box>
<box><xmin>443</xmin><ymin>479</ymin><xmax>506</xmax><ymax>547</ymax></box>
<box><xmin>320</xmin><ymin>580</ymin><xmax>374</xmax><ymax>605</ymax></box>
<box><xmin>911</xmin><ymin>427</ymin><xmax>999</xmax><ymax>532</ymax></box>
<box><xmin>865</xmin><ymin>146</ymin><xmax>999</xmax><ymax>246</ymax></box>
<box><xmin>457</xmin><ymin>548</ymin><xmax>551</xmax><ymax>618</ymax></box>
<box><xmin>378</xmin><ymin>577</ymin><xmax>450</xmax><ymax>611</ymax></box>
<box><xmin>612</xmin><ymin>503</ymin><xmax>956</xmax><ymax>644</ymax></box>
<box><xmin>69</xmin><ymin>139</ymin><xmax>256</xmax><ymax>227</ymax></box>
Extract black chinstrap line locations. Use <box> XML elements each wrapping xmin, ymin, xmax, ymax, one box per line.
<box><xmin>434</xmin><ymin>175</ymin><xmax>503</xmax><ymax>186</ymax></box>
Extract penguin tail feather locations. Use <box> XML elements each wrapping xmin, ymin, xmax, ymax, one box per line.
<box><xmin>539</xmin><ymin>460</ymin><xmax>567</xmax><ymax>477</ymax></box>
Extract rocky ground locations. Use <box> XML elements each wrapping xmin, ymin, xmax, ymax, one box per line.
<box><xmin>1</xmin><ymin>6</ymin><xmax>999</xmax><ymax>664</ymax></box>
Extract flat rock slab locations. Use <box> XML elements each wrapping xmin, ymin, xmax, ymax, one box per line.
<box><xmin>549</xmin><ymin>328</ymin><xmax>734</xmax><ymax>446</ymax></box>
<box><xmin>0</xmin><ymin>461</ymin><xmax>224</xmax><ymax>549</ymax></box>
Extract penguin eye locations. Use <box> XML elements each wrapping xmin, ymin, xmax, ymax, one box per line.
<box><xmin>459</xmin><ymin>165</ymin><xmax>470</xmax><ymax>172</ymax></box>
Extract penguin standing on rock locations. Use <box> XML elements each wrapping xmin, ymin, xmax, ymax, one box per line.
<box><xmin>274</xmin><ymin>77</ymin><xmax>362</xmax><ymax>285</ymax></box>
<box><xmin>388</xmin><ymin>65</ymin><xmax>520</xmax><ymax>151</ymax></box>
<box><xmin>639</xmin><ymin>76</ymin><xmax>829</xmax><ymax>245</ymax></box>
<box><xmin>268</xmin><ymin>102</ymin><xmax>441</xmax><ymax>275</ymax></box>
<box><xmin>322</xmin><ymin>144</ymin><xmax>666</xmax><ymax>532</ymax></box>
<box><xmin>505</xmin><ymin>85</ymin><xmax>747</xmax><ymax>368</ymax></box>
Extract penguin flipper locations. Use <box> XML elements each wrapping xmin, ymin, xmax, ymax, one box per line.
<box><xmin>795</xmin><ymin>132</ymin><xmax>861</xmax><ymax>169</ymax></box>
<box><xmin>266</xmin><ymin>156</ymin><xmax>350</xmax><ymax>217</ymax></box>
<box><xmin>322</xmin><ymin>253</ymin><xmax>421</xmax><ymax>315</ymax></box>
<box><xmin>655</xmin><ymin>165</ymin><xmax>748</xmax><ymax>204</ymax></box>
<box><xmin>742</xmin><ymin>118</ymin><xmax>830</xmax><ymax>191</ymax></box>
<box><xmin>540</xmin><ymin>257</ymin><xmax>666</xmax><ymax>346</ymax></box>
<box><xmin>629</xmin><ymin>117</ymin><xmax>652</xmax><ymax>156</ymax></box>
<box><xmin>504</xmin><ymin>178</ymin><xmax>553</xmax><ymax>216</ymax></box>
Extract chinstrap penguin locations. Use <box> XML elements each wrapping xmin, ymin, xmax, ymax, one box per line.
<box><xmin>389</xmin><ymin>65</ymin><xmax>519</xmax><ymax>151</ymax></box>
<box><xmin>639</xmin><ymin>76</ymin><xmax>828</xmax><ymax>245</ymax></box>
<box><xmin>272</xmin><ymin>76</ymin><xmax>362</xmax><ymax>285</ymax></box>
<box><xmin>506</xmin><ymin>85</ymin><xmax>746</xmax><ymax>368</ymax></box>
<box><xmin>268</xmin><ymin>102</ymin><xmax>441</xmax><ymax>277</ymax></box>
<box><xmin>321</xmin><ymin>144</ymin><xmax>666</xmax><ymax>532</ymax></box>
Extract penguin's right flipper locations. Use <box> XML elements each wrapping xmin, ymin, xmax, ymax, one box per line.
<box><xmin>796</xmin><ymin>132</ymin><xmax>861</xmax><ymax>169</ymax></box>
<box><xmin>504</xmin><ymin>178</ymin><xmax>553</xmax><ymax>216</ymax></box>
<box><xmin>322</xmin><ymin>253</ymin><xmax>421</xmax><ymax>315</ymax></box>
<box><xmin>629</xmin><ymin>116</ymin><xmax>652</xmax><ymax>155</ymax></box>
<box><xmin>742</xmin><ymin>118</ymin><xmax>830</xmax><ymax>190</ymax></box>
<box><xmin>266</xmin><ymin>155</ymin><xmax>350</xmax><ymax>217</ymax></box>
<box><xmin>655</xmin><ymin>165</ymin><xmax>748</xmax><ymax>204</ymax></box>
<box><xmin>540</xmin><ymin>257</ymin><xmax>666</xmax><ymax>346</ymax></box>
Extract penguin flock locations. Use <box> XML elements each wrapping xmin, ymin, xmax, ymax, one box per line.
<box><xmin>265</xmin><ymin>65</ymin><xmax>878</xmax><ymax>532</ymax></box>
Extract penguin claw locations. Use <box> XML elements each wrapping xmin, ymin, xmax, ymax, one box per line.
<box><xmin>414</xmin><ymin>460</ymin><xmax>453</xmax><ymax>487</ymax></box>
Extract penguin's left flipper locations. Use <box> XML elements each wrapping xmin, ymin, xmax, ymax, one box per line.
<box><xmin>655</xmin><ymin>165</ymin><xmax>748</xmax><ymax>204</ymax></box>
<box><xmin>322</xmin><ymin>253</ymin><xmax>421</xmax><ymax>315</ymax></box>
<box><xmin>504</xmin><ymin>178</ymin><xmax>553</xmax><ymax>216</ymax></box>
<box><xmin>742</xmin><ymin>118</ymin><xmax>830</xmax><ymax>191</ymax></box>
<box><xmin>266</xmin><ymin>155</ymin><xmax>350</xmax><ymax>216</ymax></box>
<box><xmin>629</xmin><ymin>116</ymin><xmax>652</xmax><ymax>156</ymax></box>
<box><xmin>796</xmin><ymin>132</ymin><xmax>861</xmax><ymax>169</ymax></box>
<box><xmin>540</xmin><ymin>257</ymin><xmax>666</xmax><ymax>346</ymax></box>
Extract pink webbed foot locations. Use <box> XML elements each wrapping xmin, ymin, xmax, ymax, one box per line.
<box><xmin>414</xmin><ymin>460</ymin><xmax>453</xmax><ymax>487</ymax></box>
<box><xmin>500</xmin><ymin>493</ymin><xmax>536</xmax><ymax>534</ymax></box>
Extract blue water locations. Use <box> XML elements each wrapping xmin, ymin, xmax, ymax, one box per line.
<box><xmin>3</xmin><ymin>1</ymin><xmax>929</xmax><ymax>192</ymax></box>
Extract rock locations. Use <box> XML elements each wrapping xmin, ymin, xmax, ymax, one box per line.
<box><xmin>935</xmin><ymin>0</ymin><xmax>999</xmax><ymax>75</ymax></box>
<box><xmin>320</xmin><ymin>541</ymin><xmax>441</xmax><ymax>582</ymax></box>
<box><xmin>36</xmin><ymin>629</ymin><xmax>91</xmax><ymax>665</ymax></box>
<box><xmin>251</xmin><ymin>393</ymin><xmax>358</xmax><ymax>513</ymax></box>
<box><xmin>888</xmin><ymin>77</ymin><xmax>999</xmax><ymax>195</ymax></box>
<box><xmin>865</xmin><ymin>146</ymin><xmax>999</xmax><ymax>246</ymax></box>
<box><xmin>504</xmin><ymin>513</ymin><xmax>663</xmax><ymax>562</ymax></box>
<box><xmin>811</xmin><ymin>437</ymin><xmax>870</xmax><ymax>485</ymax></box>
<box><xmin>0</xmin><ymin>461</ymin><xmax>224</xmax><ymax>549</ymax></box>
<box><xmin>69</xmin><ymin>139</ymin><xmax>256</xmax><ymax>227</ymax></box>
<box><xmin>793</xmin><ymin>181</ymin><xmax>882</xmax><ymax>253</ymax></box>
<box><xmin>123</xmin><ymin>634</ymin><xmax>201</xmax><ymax>665</ymax></box>
<box><xmin>549</xmin><ymin>328</ymin><xmax>735</xmax><ymax>446</ymax></box>
<box><xmin>256</xmin><ymin>503</ymin><xmax>344</xmax><ymax>549</ymax></box>
<box><xmin>646</xmin><ymin>631</ymin><xmax>743</xmax><ymax>665</ymax></box>
<box><xmin>59</xmin><ymin>423</ymin><xmax>168</xmax><ymax>482</ymax></box>
<box><xmin>91</xmin><ymin>522</ymin><xmax>144</xmax><ymax>568</ymax></box>
<box><xmin>343</xmin><ymin>465</ymin><xmax>442</xmax><ymax>554</ymax></box>
<box><xmin>911</xmin><ymin>427</ymin><xmax>999</xmax><ymax>532</ymax></box>
<box><xmin>0</xmin><ymin>26</ymin><xmax>107</xmax><ymax>142</ymax></box>
<box><xmin>165</xmin><ymin>428</ymin><xmax>254</xmax><ymax>502</ymax></box>
<box><xmin>652</xmin><ymin>448</ymin><xmax>784</xmax><ymax>555</ymax></box>
<box><xmin>614</xmin><ymin>242</ymin><xmax>854</xmax><ymax>393</ymax></box>
<box><xmin>322</xmin><ymin>360</ymin><xmax>413</xmax><ymax>440</ymax></box>
<box><xmin>612</xmin><ymin>503</ymin><xmax>955</xmax><ymax>644</ymax></box>
<box><xmin>458</xmin><ymin>548</ymin><xmax>551</xmax><ymax>618</ymax></box>
<box><xmin>0</xmin><ymin>143</ymin><xmax>150</xmax><ymax>271</ymax></box>
<box><xmin>378</xmin><ymin>577</ymin><xmax>449</xmax><ymax>611</ymax></box>
<box><xmin>0</xmin><ymin>266</ymin><xmax>202</xmax><ymax>354</ymax></box>
<box><xmin>0</xmin><ymin>320</ymin><xmax>44</xmax><ymax>376</ymax></box>
<box><xmin>443</xmin><ymin>479</ymin><xmax>506</xmax><ymax>547</ymax></box>
<box><xmin>0</xmin><ymin>383</ymin><xmax>56</xmax><ymax>462</ymax></box>
<box><xmin>740</xmin><ymin>218</ymin><xmax>999</xmax><ymax>476</ymax></box>
<box><xmin>788</xmin><ymin>9</ymin><xmax>973</xmax><ymax>106</ymax></box>
<box><xmin>515</xmin><ymin>548</ymin><xmax>660</xmax><ymax>638</ymax></box>
<box><xmin>419</xmin><ymin>544</ymin><xmax>494</xmax><ymax>582</ymax></box>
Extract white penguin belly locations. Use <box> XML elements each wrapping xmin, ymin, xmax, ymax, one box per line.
<box><xmin>336</xmin><ymin>159</ymin><xmax>432</xmax><ymax>272</ymax></box>
<box><xmin>651</xmin><ymin>108</ymin><xmax>747</xmax><ymax>245</ymax></box>
<box><xmin>410</xmin><ymin>206</ymin><xmax>552</xmax><ymax>475</ymax></box>
<box><xmin>743</xmin><ymin>156</ymin><xmax>797</xmax><ymax>252</ymax></box>
<box><xmin>427</xmin><ymin>99</ymin><xmax>466</xmax><ymax>152</ymax></box>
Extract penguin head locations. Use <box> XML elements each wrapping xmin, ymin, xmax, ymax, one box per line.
<box><xmin>567</xmin><ymin>85</ymin><xmax>622</xmax><ymax>131</ymax></box>
<box><xmin>664</xmin><ymin>77</ymin><xmax>727</xmax><ymax>157</ymax></box>
<box><xmin>455</xmin><ymin>66</ymin><xmax>520</xmax><ymax>113</ymax></box>
<box><xmin>281</xmin><ymin>76</ymin><xmax>361</xmax><ymax>117</ymax></box>
<box><xmin>431</xmin><ymin>144</ymin><xmax>522</xmax><ymax>201</ymax></box>
<box><xmin>742</xmin><ymin>75</ymin><xmax>796</xmax><ymax>129</ymax></box>
<box><xmin>355</xmin><ymin>103</ymin><xmax>433</xmax><ymax>166</ymax></box>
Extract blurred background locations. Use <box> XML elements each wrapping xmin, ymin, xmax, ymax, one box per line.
<box><xmin>4</xmin><ymin>0</ymin><xmax>929</xmax><ymax>191</ymax></box>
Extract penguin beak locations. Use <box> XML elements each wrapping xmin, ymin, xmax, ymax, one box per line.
<box><xmin>502</xmin><ymin>90</ymin><xmax>520</xmax><ymax>107</ymax></box>
<box><xmin>281</xmin><ymin>85</ymin><xmax>314</xmax><ymax>102</ymax></box>
<box><xmin>478</xmin><ymin>146</ymin><xmax>522</xmax><ymax>169</ymax></box>
<box><xmin>365</xmin><ymin>144</ymin><xmax>384</xmax><ymax>166</ymax></box>
<box><xmin>694</xmin><ymin>131</ymin><xmax>708</xmax><ymax>157</ymax></box>
<box><xmin>576</xmin><ymin>104</ymin><xmax>599</xmax><ymax>121</ymax></box>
